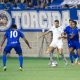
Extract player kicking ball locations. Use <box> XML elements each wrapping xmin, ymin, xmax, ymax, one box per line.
<box><xmin>40</xmin><ymin>20</ymin><xmax>67</xmax><ymax>67</ymax></box>
<box><xmin>0</xmin><ymin>24</ymin><xmax>32</xmax><ymax>71</ymax></box>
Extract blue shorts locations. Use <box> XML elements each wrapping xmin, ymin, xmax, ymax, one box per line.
<box><xmin>68</xmin><ymin>41</ymin><xmax>80</xmax><ymax>50</ymax></box>
<box><xmin>4</xmin><ymin>44</ymin><xmax>22</xmax><ymax>55</ymax></box>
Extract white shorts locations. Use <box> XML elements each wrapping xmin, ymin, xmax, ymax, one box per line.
<box><xmin>49</xmin><ymin>40</ymin><xmax>63</xmax><ymax>49</ymax></box>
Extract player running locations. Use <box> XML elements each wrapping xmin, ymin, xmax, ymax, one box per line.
<box><xmin>63</xmin><ymin>20</ymin><xmax>80</xmax><ymax>64</ymax></box>
<box><xmin>0</xmin><ymin>24</ymin><xmax>32</xmax><ymax>71</ymax></box>
<box><xmin>40</xmin><ymin>20</ymin><xmax>67</xmax><ymax>67</ymax></box>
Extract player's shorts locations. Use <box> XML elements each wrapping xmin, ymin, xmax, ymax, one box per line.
<box><xmin>49</xmin><ymin>39</ymin><xmax>63</xmax><ymax>49</ymax></box>
<box><xmin>4</xmin><ymin>44</ymin><xmax>22</xmax><ymax>55</ymax></box>
<box><xmin>68</xmin><ymin>41</ymin><xmax>80</xmax><ymax>50</ymax></box>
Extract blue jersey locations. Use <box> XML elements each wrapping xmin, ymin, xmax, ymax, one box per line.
<box><xmin>64</xmin><ymin>26</ymin><xmax>79</xmax><ymax>43</ymax></box>
<box><xmin>64</xmin><ymin>26</ymin><xmax>80</xmax><ymax>49</ymax></box>
<box><xmin>4</xmin><ymin>29</ymin><xmax>24</xmax><ymax>46</ymax></box>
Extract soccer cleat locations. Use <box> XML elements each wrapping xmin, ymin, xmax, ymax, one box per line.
<box><xmin>65</xmin><ymin>62</ymin><xmax>68</xmax><ymax>66</ymax></box>
<box><xmin>19</xmin><ymin>67</ymin><xmax>23</xmax><ymax>71</ymax></box>
<box><xmin>71</xmin><ymin>62</ymin><xmax>76</xmax><ymax>65</ymax></box>
<box><xmin>77</xmin><ymin>61</ymin><xmax>80</xmax><ymax>65</ymax></box>
<box><xmin>3</xmin><ymin>66</ymin><xmax>7</xmax><ymax>71</ymax></box>
<box><xmin>65</xmin><ymin>60</ymin><xmax>68</xmax><ymax>65</ymax></box>
<box><xmin>74</xmin><ymin>58</ymin><xmax>78</xmax><ymax>64</ymax></box>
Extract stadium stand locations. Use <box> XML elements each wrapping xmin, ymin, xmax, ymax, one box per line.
<box><xmin>0</xmin><ymin>0</ymin><xmax>80</xmax><ymax>9</ymax></box>
<box><xmin>0</xmin><ymin>0</ymin><xmax>64</xmax><ymax>9</ymax></box>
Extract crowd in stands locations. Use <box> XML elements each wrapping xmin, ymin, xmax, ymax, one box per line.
<box><xmin>0</xmin><ymin>0</ymin><xmax>53</xmax><ymax>9</ymax></box>
<box><xmin>0</xmin><ymin>0</ymin><xmax>80</xmax><ymax>9</ymax></box>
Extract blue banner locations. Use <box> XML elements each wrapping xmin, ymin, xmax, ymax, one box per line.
<box><xmin>0</xmin><ymin>8</ymin><xmax>80</xmax><ymax>32</ymax></box>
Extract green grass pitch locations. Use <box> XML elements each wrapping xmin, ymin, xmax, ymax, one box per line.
<box><xmin>0</xmin><ymin>57</ymin><xmax>80</xmax><ymax>80</ymax></box>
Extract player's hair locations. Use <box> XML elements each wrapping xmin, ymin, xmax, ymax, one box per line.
<box><xmin>69</xmin><ymin>19</ymin><xmax>74</xmax><ymax>22</ymax></box>
<box><xmin>11</xmin><ymin>24</ymin><xmax>17</xmax><ymax>29</ymax></box>
<box><xmin>73</xmin><ymin>21</ymin><xmax>77</xmax><ymax>25</ymax></box>
<box><xmin>54</xmin><ymin>20</ymin><xmax>59</xmax><ymax>23</ymax></box>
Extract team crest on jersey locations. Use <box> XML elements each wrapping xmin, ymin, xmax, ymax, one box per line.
<box><xmin>0</xmin><ymin>10</ymin><xmax>12</xmax><ymax>31</ymax></box>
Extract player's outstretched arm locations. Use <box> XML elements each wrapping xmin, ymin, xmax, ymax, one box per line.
<box><xmin>0</xmin><ymin>36</ymin><xmax>6</xmax><ymax>51</ymax></box>
<box><xmin>39</xmin><ymin>31</ymin><xmax>50</xmax><ymax>38</ymax></box>
<box><xmin>22</xmin><ymin>37</ymin><xmax>32</xmax><ymax>49</ymax></box>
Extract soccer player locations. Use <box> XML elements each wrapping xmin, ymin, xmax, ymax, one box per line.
<box><xmin>63</xmin><ymin>20</ymin><xmax>80</xmax><ymax>64</ymax></box>
<box><xmin>40</xmin><ymin>20</ymin><xmax>67</xmax><ymax>67</ymax></box>
<box><xmin>0</xmin><ymin>24</ymin><xmax>32</xmax><ymax>71</ymax></box>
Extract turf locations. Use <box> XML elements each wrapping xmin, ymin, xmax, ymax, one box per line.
<box><xmin>0</xmin><ymin>57</ymin><xmax>80</xmax><ymax>80</ymax></box>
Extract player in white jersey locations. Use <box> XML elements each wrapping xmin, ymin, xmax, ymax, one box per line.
<box><xmin>40</xmin><ymin>20</ymin><xmax>67</xmax><ymax>67</ymax></box>
<box><xmin>49</xmin><ymin>25</ymin><xmax>63</xmax><ymax>49</ymax></box>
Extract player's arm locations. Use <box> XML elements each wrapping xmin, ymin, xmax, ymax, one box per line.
<box><xmin>0</xmin><ymin>36</ymin><xmax>6</xmax><ymax>47</ymax></box>
<box><xmin>69</xmin><ymin>30</ymin><xmax>78</xmax><ymax>39</ymax></box>
<box><xmin>19</xmin><ymin>31</ymin><xmax>32</xmax><ymax>49</ymax></box>
<box><xmin>69</xmin><ymin>34</ymin><xmax>75</xmax><ymax>39</ymax></box>
<box><xmin>39</xmin><ymin>30</ymin><xmax>50</xmax><ymax>38</ymax></box>
<box><xmin>0</xmin><ymin>36</ymin><xmax>6</xmax><ymax>51</ymax></box>
<box><xmin>60</xmin><ymin>27</ymin><xmax>68</xmax><ymax>39</ymax></box>
<box><xmin>62</xmin><ymin>32</ymin><xmax>67</xmax><ymax>39</ymax></box>
<box><xmin>22</xmin><ymin>37</ymin><xmax>32</xmax><ymax>49</ymax></box>
<box><xmin>59</xmin><ymin>32</ymin><xmax>67</xmax><ymax>39</ymax></box>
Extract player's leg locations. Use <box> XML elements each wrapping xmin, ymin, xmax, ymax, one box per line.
<box><xmin>73</xmin><ymin>42</ymin><xmax>80</xmax><ymax>64</ymax></box>
<box><xmin>69</xmin><ymin>42</ymin><xmax>80</xmax><ymax>64</ymax></box>
<box><xmin>48</xmin><ymin>41</ymin><xmax>57</xmax><ymax>64</ymax></box>
<box><xmin>72</xmin><ymin>51</ymin><xmax>78</xmax><ymax>59</ymax></box>
<box><xmin>46</xmin><ymin>47</ymin><xmax>54</xmax><ymax>63</ymax></box>
<box><xmin>69</xmin><ymin>47</ymin><xmax>75</xmax><ymax>64</ymax></box>
<box><xmin>2</xmin><ymin>51</ymin><xmax>7</xmax><ymax>71</ymax></box>
<box><xmin>14</xmin><ymin>45</ymin><xmax>23</xmax><ymax>71</ymax></box>
<box><xmin>46</xmin><ymin>46</ymin><xmax>57</xmax><ymax>67</ymax></box>
<box><xmin>57</xmin><ymin>40</ymin><xmax>68</xmax><ymax>65</ymax></box>
<box><xmin>67</xmin><ymin>42</ymin><xmax>76</xmax><ymax>64</ymax></box>
<box><xmin>57</xmin><ymin>48</ymin><xmax>68</xmax><ymax>65</ymax></box>
<box><xmin>72</xmin><ymin>50</ymin><xmax>79</xmax><ymax>64</ymax></box>
<box><xmin>2</xmin><ymin>45</ymin><xmax>12</xmax><ymax>71</ymax></box>
<box><xmin>77</xmin><ymin>49</ymin><xmax>80</xmax><ymax>64</ymax></box>
<box><xmin>18</xmin><ymin>53</ymin><xmax>23</xmax><ymax>71</ymax></box>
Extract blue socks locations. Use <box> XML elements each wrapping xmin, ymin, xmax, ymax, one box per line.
<box><xmin>70</xmin><ymin>53</ymin><xmax>74</xmax><ymax>63</ymax></box>
<box><xmin>2</xmin><ymin>53</ymin><xmax>23</xmax><ymax>68</ymax></box>
<box><xmin>19</xmin><ymin>55</ymin><xmax>23</xmax><ymax>68</ymax></box>
<box><xmin>70</xmin><ymin>52</ymin><xmax>78</xmax><ymax>63</ymax></box>
<box><xmin>2</xmin><ymin>54</ymin><xmax>7</xmax><ymax>67</ymax></box>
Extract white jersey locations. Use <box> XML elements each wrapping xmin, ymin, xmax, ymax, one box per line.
<box><xmin>49</xmin><ymin>26</ymin><xmax>63</xmax><ymax>41</ymax></box>
<box><xmin>49</xmin><ymin>26</ymin><xmax>64</xmax><ymax>48</ymax></box>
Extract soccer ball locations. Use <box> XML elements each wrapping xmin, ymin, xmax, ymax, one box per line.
<box><xmin>51</xmin><ymin>61</ymin><xmax>58</xmax><ymax>67</ymax></box>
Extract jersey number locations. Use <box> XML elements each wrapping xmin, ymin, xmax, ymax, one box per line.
<box><xmin>10</xmin><ymin>31</ymin><xmax>18</xmax><ymax>38</ymax></box>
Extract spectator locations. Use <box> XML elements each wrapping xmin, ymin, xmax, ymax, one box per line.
<box><xmin>46</xmin><ymin>0</ymin><xmax>53</xmax><ymax>4</ymax></box>
<box><xmin>21</xmin><ymin>0</ymin><xmax>25</xmax><ymax>3</ymax></box>
<box><xmin>61</xmin><ymin>0</ymin><xmax>79</xmax><ymax>8</ymax></box>
<box><xmin>38</xmin><ymin>0</ymin><xmax>47</xmax><ymax>8</ymax></box>
<box><xmin>11</xmin><ymin>3</ymin><xmax>21</xmax><ymax>9</ymax></box>
<box><xmin>32</xmin><ymin>0</ymin><xmax>38</xmax><ymax>8</ymax></box>
<box><xmin>27</xmin><ymin>0</ymin><xmax>33</xmax><ymax>8</ymax></box>
<box><xmin>0</xmin><ymin>0</ymin><xmax>4</xmax><ymax>3</ymax></box>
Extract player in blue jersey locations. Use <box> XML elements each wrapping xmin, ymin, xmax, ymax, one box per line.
<box><xmin>0</xmin><ymin>24</ymin><xmax>32</xmax><ymax>71</ymax></box>
<box><xmin>63</xmin><ymin>20</ymin><xmax>80</xmax><ymax>64</ymax></box>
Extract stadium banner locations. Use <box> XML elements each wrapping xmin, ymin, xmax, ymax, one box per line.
<box><xmin>0</xmin><ymin>8</ymin><xmax>80</xmax><ymax>32</ymax></box>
